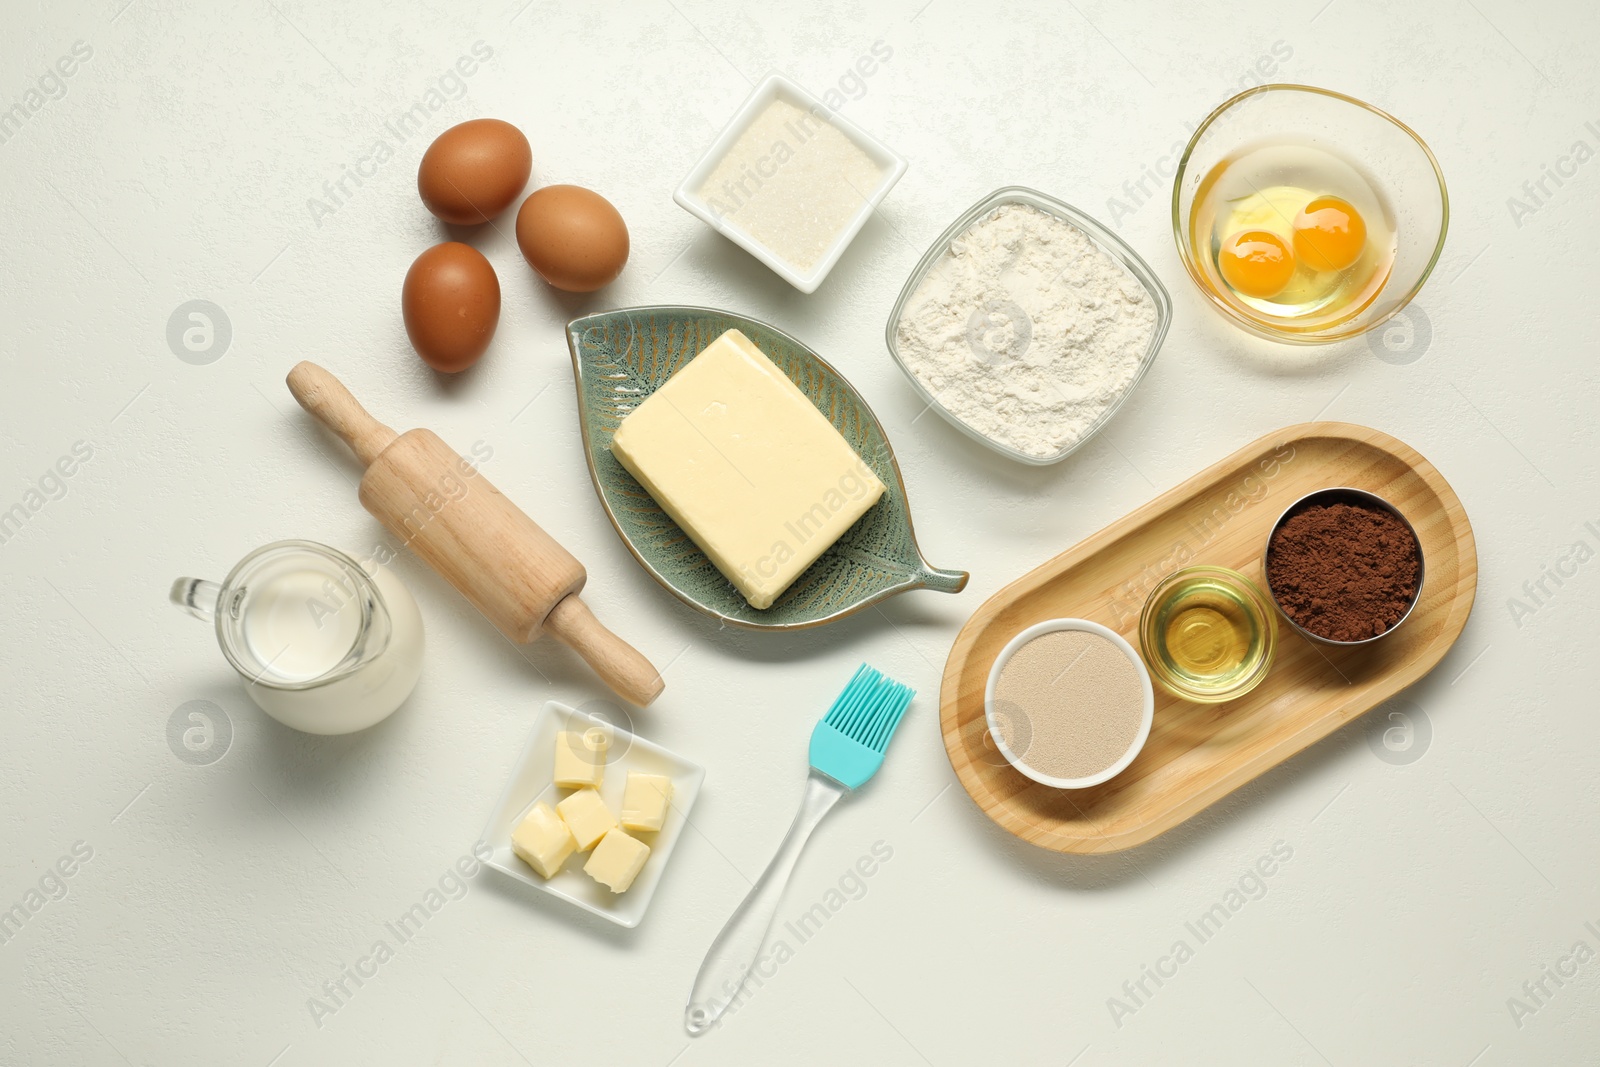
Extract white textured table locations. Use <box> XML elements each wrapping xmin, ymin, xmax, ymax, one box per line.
<box><xmin>3</xmin><ymin>1</ymin><xmax>1596</xmax><ymax>1063</ymax></box>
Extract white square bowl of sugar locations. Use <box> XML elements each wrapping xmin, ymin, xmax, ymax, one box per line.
<box><xmin>674</xmin><ymin>73</ymin><xmax>907</xmax><ymax>293</ymax></box>
<box><xmin>479</xmin><ymin>701</ymin><xmax>705</xmax><ymax>928</ymax></box>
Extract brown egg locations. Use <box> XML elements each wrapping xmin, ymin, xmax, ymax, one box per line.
<box><xmin>515</xmin><ymin>185</ymin><xmax>629</xmax><ymax>292</ymax></box>
<box><xmin>418</xmin><ymin>119</ymin><xmax>532</xmax><ymax>225</ymax></box>
<box><xmin>401</xmin><ymin>242</ymin><xmax>500</xmax><ymax>372</ymax></box>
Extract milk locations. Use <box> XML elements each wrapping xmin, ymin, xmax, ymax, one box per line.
<box><xmin>240</xmin><ymin>568</ymin><xmax>365</xmax><ymax>683</ymax></box>
<box><xmin>241</xmin><ymin>563</ymin><xmax>425</xmax><ymax>734</ymax></box>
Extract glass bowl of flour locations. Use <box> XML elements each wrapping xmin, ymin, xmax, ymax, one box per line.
<box><xmin>886</xmin><ymin>187</ymin><xmax>1171</xmax><ymax>464</ymax></box>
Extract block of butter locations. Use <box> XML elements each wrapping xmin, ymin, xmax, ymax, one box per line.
<box><xmin>553</xmin><ymin>728</ymin><xmax>610</xmax><ymax>789</ymax></box>
<box><xmin>511</xmin><ymin>802</ymin><xmax>576</xmax><ymax>879</ymax></box>
<box><xmin>610</xmin><ymin>329</ymin><xmax>886</xmax><ymax>610</ymax></box>
<box><xmin>584</xmin><ymin>828</ymin><xmax>651</xmax><ymax>894</ymax></box>
<box><xmin>557</xmin><ymin>788</ymin><xmax>617</xmax><ymax>851</ymax></box>
<box><xmin>620</xmin><ymin>772</ymin><xmax>673</xmax><ymax>833</ymax></box>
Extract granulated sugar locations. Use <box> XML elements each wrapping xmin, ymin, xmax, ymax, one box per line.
<box><xmin>992</xmin><ymin>630</ymin><xmax>1144</xmax><ymax>781</ymax></box>
<box><xmin>697</xmin><ymin>97</ymin><xmax>884</xmax><ymax>273</ymax></box>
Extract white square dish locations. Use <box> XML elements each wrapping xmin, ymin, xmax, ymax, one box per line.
<box><xmin>480</xmin><ymin>701</ymin><xmax>705</xmax><ymax>928</ymax></box>
<box><xmin>673</xmin><ymin>72</ymin><xmax>908</xmax><ymax>293</ymax></box>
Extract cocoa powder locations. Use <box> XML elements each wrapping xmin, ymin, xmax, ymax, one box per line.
<box><xmin>1266</xmin><ymin>499</ymin><xmax>1422</xmax><ymax>642</ymax></box>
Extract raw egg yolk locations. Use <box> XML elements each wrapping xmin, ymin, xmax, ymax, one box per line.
<box><xmin>1293</xmin><ymin>196</ymin><xmax>1367</xmax><ymax>272</ymax></box>
<box><xmin>1218</xmin><ymin>230</ymin><xmax>1296</xmax><ymax>299</ymax></box>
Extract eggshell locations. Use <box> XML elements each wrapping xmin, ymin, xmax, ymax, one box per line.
<box><xmin>515</xmin><ymin>185</ymin><xmax>629</xmax><ymax>292</ymax></box>
<box><xmin>418</xmin><ymin>119</ymin><xmax>532</xmax><ymax>225</ymax></box>
<box><xmin>401</xmin><ymin>242</ymin><xmax>500</xmax><ymax>372</ymax></box>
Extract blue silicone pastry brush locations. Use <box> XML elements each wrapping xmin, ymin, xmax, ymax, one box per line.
<box><xmin>684</xmin><ymin>664</ymin><xmax>915</xmax><ymax>1035</ymax></box>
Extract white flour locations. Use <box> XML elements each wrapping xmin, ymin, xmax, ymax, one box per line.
<box><xmin>894</xmin><ymin>203</ymin><xmax>1158</xmax><ymax>460</ymax></box>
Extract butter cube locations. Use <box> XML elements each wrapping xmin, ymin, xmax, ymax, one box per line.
<box><xmin>557</xmin><ymin>788</ymin><xmax>617</xmax><ymax>851</ymax></box>
<box><xmin>620</xmin><ymin>772</ymin><xmax>673</xmax><ymax>833</ymax></box>
<box><xmin>553</xmin><ymin>728</ymin><xmax>609</xmax><ymax>789</ymax></box>
<box><xmin>610</xmin><ymin>329</ymin><xmax>886</xmax><ymax>610</ymax></box>
<box><xmin>510</xmin><ymin>802</ymin><xmax>576</xmax><ymax>879</ymax></box>
<box><xmin>584</xmin><ymin>829</ymin><xmax>651</xmax><ymax>894</ymax></box>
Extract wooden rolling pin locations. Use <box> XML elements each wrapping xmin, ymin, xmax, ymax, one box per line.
<box><xmin>286</xmin><ymin>361</ymin><xmax>664</xmax><ymax>706</ymax></box>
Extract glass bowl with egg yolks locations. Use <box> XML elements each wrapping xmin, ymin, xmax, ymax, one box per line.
<box><xmin>1172</xmin><ymin>84</ymin><xmax>1448</xmax><ymax>345</ymax></box>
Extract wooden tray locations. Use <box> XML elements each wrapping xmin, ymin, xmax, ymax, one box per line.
<box><xmin>939</xmin><ymin>423</ymin><xmax>1477</xmax><ymax>854</ymax></box>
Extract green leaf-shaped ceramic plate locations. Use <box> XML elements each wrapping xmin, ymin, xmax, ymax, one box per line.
<box><xmin>567</xmin><ymin>306</ymin><xmax>968</xmax><ymax>631</ymax></box>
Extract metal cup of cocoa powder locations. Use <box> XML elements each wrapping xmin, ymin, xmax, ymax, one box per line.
<box><xmin>1262</xmin><ymin>487</ymin><xmax>1426</xmax><ymax>646</ymax></box>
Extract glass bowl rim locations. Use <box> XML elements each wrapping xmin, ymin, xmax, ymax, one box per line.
<box><xmin>884</xmin><ymin>184</ymin><xmax>1173</xmax><ymax>464</ymax></box>
<box><xmin>1169</xmin><ymin>83</ymin><xmax>1450</xmax><ymax>346</ymax></box>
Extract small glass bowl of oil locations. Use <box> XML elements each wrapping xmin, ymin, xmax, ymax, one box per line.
<box><xmin>1139</xmin><ymin>566</ymin><xmax>1277</xmax><ymax>703</ymax></box>
<box><xmin>1172</xmin><ymin>85</ymin><xmax>1448</xmax><ymax>345</ymax></box>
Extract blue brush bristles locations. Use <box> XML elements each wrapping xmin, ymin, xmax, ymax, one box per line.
<box><xmin>822</xmin><ymin>663</ymin><xmax>915</xmax><ymax>754</ymax></box>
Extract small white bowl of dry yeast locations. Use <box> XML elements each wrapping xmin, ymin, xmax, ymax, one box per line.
<box><xmin>984</xmin><ymin>618</ymin><xmax>1154</xmax><ymax>789</ymax></box>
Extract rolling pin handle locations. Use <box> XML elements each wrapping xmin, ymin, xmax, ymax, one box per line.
<box><xmin>286</xmin><ymin>361</ymin><xmax>399</xmax><ymax>468</ymax></box>
<box><xmin>545</xmin><ymin>595</ymin><xmax>666</xmax><ymax>707</ymax></box>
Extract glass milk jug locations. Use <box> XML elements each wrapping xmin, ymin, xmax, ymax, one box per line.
<box><xmin>171</xmin><ymin>540</ymin><xmax>424</xmax><ymax>734</ymax></box>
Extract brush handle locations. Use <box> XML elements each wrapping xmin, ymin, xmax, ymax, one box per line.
<box><xmin>684</xmin><ymin>771</ymin><xmax>845</xmax><ymax>1036</ymax></box>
